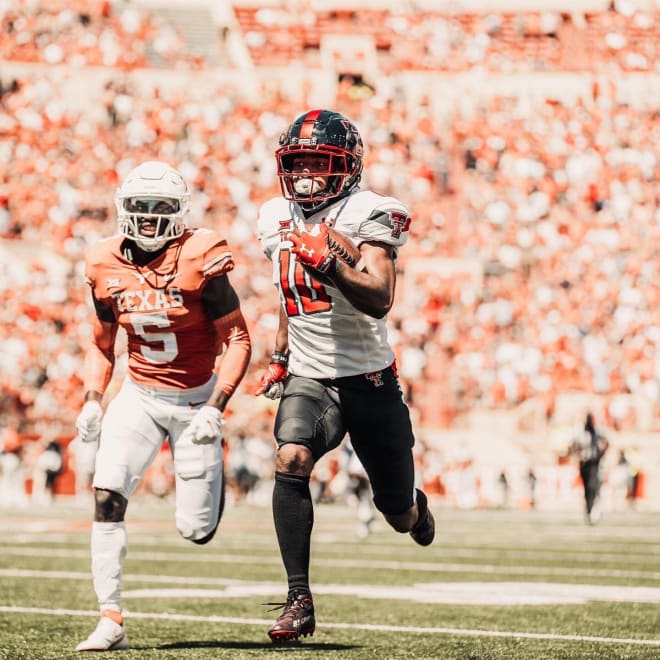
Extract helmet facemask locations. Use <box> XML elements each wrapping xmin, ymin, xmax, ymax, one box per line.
<box><xmin>117</xmin><ymin>197</ymin><xmax>186</xmax><ymax>252</ymax></box>
<box><xmin>115</xmin><ymin>161</ymin><xmax>190</xmax><ymax>252</ymax></box>
<box><xmin>276</xmin><ymin>109</ymin><xmax>364</xmax><ymax>213</ymax></box>
<box><xmin>277</xmin><ymin>145</ymin><xmax>360</xmax><ymax>212</ymax></box>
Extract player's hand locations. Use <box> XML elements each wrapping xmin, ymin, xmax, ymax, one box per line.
<box><xmin>75</xmin><ymin>400</ymin><xmax>103</xmax><ymax>443</ymax></box>
<box><xmin>287</xmin><ymin>224</ymin><xmax>336</xmax><ymax>274</ymax></box>
<box><xmin>255</xmin><ymin>362</ymin><xmax>288</xmax><ymax>399</ymax></box>
<box><xmin>186</xmin><ymin>406</ymin><xmax>224</xmax><ymax>445</ymax></box>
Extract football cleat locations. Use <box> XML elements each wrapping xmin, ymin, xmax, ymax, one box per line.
<box><xmin>410</xmin><ymin>488</ymin><xmax>435</xmax><ymax>546</ymax></box>
<box><xmin>76</xmin><ymin>614</ymin><xmax>129</xmax><ymax>652</ymax></box>
<box><xmin>266</xmin><ymin>590</ymin><xmax>316</xmax><ymax>643</ymax></box>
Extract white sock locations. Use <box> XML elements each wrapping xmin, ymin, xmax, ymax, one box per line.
<box><xmin>91</xmin><ymin>521</ymin><xmax>127</xmax><ymax>612</ymax></box>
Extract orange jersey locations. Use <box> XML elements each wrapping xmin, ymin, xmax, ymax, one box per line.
<box><xmin>85</xmin><ymin>229</ymin><xmax>234</xmax><ymax>389</ymax></box>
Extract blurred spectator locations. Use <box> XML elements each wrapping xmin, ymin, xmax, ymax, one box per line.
<box><xmin>69</xmin><ymin>432</ymin><xmax>98</xmax><ymax>501</ymax></box>
<box><xmin>624</xmin><ymin>446</ymin><xmax>643</xmax><ymax>507</ymax></box>
<box><xmin>609</xmin><ymin>449</ymin><xmax>630</xmax><ymax>511</ymax></box>
<box><xmin>31</xmin><ymin>433</ymin><xmax>63</xmax><ymax>505</ymax></box>
<box><xmin>497</xmin><ymin>469</ymin><xmax>510</xmax><ymax>508</ymax></box>
<box><xmin>527</xmin><ymin>467</ymin><xmax>537</xmax><ymax>509</ymax></box>
<box><xmin>0</xmin><ymin>1</ymin><xmax>659</xmax><ymax>507</ymax></box>
<box><xmin>226</xmin><ymin>431</ymin><xmax>260</xmax><ymax>503</ymax></box>
<box><xmin>344</xmin><ymin>441</ymin><xmax>375</xmax><ymax>539</ymax></box>
<box><xmin>0</xmin><ymin>417</ymin><xmax>28</xmax><ymax>508</ymax></box>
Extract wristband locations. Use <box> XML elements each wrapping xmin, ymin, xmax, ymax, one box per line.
<box><xmin>271</xmin><ymin>351</ymin><xmax>289</xmax><ymax>367</ymax></box>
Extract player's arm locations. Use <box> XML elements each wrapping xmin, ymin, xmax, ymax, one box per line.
<box><xmin>83</xmin><ymin>294</ymin><xmax>119</xmax><ymax>403</ymax></box>
<box><xmin>329</xmin><ymin>241</ymin><xmax>396</xmax><ymax>319</ymax></box>
<box><xmin>202</xmin><ymin>275</ymin><xmax>252</xmax><ymax>413</ymax></box>
<box><xmin>256</xmin><ymin>305</ymin><xmax>289</xmax><ymax>398</ymax></box>
<box><xmin>273</xmin><ymin>304</ymin><xmax>289</xmax><ymax>355</ymax></box>
<box><xmin>75</xmin><ymin>293</ymin><xmax>117</xmax><ymax>442</ymax></box>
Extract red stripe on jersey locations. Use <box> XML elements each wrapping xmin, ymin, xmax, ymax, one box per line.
<box><xmin>299</xmin><ymin>109</ymin><xmax>322</xmax><ymax>139</ymax></box>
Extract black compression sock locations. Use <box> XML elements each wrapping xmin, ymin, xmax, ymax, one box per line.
<box><xmin>273</xmin><ymin>471</ymin><xmax>314</xmax><ymax>594</ymax></box>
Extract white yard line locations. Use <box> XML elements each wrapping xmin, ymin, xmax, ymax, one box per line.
<box><xmin>3</xmin><ymin>546</ymin><xmax>660</xmax><ymax>580</ymax></box>
<box><xmin>5</xmin><ymin>534</ymin><xmax>660</xmax><ymax>563</ymax></box>
<box><xmin>4</xmin><ymin>568</ymin><xmax>660</xmax><ymax>605</ymax></box>
<box><xmin>1</xmin><ymin>605</ymin><xmax>659</xmax><ymax>647</ymax></box>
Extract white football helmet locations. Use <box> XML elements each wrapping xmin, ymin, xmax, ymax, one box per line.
<box><xmin>115</xmin><ymin>160</ymin><xmax>190</xmax><ymax>252</ymax></box>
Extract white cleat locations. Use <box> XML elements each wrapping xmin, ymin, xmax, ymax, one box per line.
<box><xmin>76</xmin><ymin>616</ymin><xmax>129</xmax><ymax>652</ymax></box>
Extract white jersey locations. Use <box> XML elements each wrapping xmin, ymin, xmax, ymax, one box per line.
<box><xmin>257</xmin><ymin>189</ymin><xmax>411</xmax><ymax>379</ymax></box>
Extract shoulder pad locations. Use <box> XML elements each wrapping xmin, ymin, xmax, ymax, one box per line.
<box><xmin>184</xmin><ymin>229</ymin><xmax>235</xmax><ymax>278</ymax></box>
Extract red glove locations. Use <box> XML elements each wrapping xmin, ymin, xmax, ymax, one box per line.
<box><xmin>255</xmin><ymin>360</ymin><xmax>288</xmax><ymax>399</ymax></box>
<box><xmin>287</xmin><ymin>224</ymin><xmax>336</xmax><ymax>274</ymax></box>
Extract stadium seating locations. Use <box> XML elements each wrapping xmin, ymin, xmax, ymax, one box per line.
<box><xmin>1</xmin><ymin>0</ymin><xmax>658</xmax><ymax>506</ymax></box>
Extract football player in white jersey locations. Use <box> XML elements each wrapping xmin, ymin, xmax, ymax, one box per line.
<box><xmin>256</xmin><ymin>109</ymin><xmax>435</xmax><ymax>643</ymax></box>
<box><xmin>74</xmin><ymin>161</ymin><xmax>252</xmax><ymax>652</ymax></box>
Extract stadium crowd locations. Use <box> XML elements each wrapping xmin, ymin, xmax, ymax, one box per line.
<box><xmin>0</xmin><ymin>0</ymin><xmax>658</xmax><ymax>505</ymax></box>
<box><xmin>0</xmin><ymin>0</ymin><xmax>201</xmax><ymax>69</ymax></box>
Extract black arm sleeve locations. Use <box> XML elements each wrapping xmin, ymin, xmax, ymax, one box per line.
<box><xmin>201</xmin><ymin>275</ymin><xmax>241</xmax><ymax>320</ymax></box>
<box><xmin>92</xmin><ymin>292</ymin><xmax>116</xmax><ymax>323</ymax></box>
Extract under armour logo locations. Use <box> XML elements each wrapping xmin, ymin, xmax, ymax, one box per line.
<box><xmin>365</xmin><ymin>371</ymin><xmax>384</xmax><ymax>387</ymax></box>
<box><xmin>300</xmin><ymin>245</ymin><xmax>315</xmax><ymax>257</ymax></box>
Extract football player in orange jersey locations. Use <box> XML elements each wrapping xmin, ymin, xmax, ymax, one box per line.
<box><xmin>74</xmin><ymin>161</ymin><xmax>251</xmax><ymax>652</ymax></box>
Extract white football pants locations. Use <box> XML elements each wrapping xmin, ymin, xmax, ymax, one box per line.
<box><xmin>94</xmin><ymin>376</ymin><xmax>223</xmax><ymax>539</ymax></box>
<box><xmin>90</xmin><ymin>377</ymin><xmax>223</xmax><ymax>611</ymax></box>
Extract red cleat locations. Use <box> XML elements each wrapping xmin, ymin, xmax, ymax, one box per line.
<box><xmin>267</xmin><ymin>590</ymin><xmax>315</xmax><ymax>643</ymax></box>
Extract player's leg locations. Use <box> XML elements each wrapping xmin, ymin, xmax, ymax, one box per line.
<box><xmin>343</xmin><ymin>367</ymin><xmax>435</xmax><ymax>546</ymax></box>
<box><xmin>579</xmin><ymin>461</ymin><xmax>592</xmax><ymax>517</ymax></box>
<box><xmin>268</xmin><ymin>375</ymin><xmax>345</xmax><ymax>642</ymax></box>
<box><xmin>169</xmin><ymin>419</ymin><xmax>224</xmax><ymax>544</ymax></box>
<box><xmin>165</xmin><ymin>378</ymin><xmax>226</xmax><ymax>544</ymax></box>
<box><xmin>584</xmin><ymin>461</ymin><xmax>601</xmax><ymax>524</ymax></box>
<box><xmin>77</xmin><ymin>383</ymin><xmax>166</xmax><ymax>652</ymax></box>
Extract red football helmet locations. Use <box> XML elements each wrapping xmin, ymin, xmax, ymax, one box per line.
<box><xmin>276</xmin><ymin>109</ymin><xmax>364</xmax><ymax>212</ymax></box>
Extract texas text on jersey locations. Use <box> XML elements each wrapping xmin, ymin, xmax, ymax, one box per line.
<box><xmin>85</xmin><ymin>227</ymin><xmax>234</xmax><ymax>389</ymax></box>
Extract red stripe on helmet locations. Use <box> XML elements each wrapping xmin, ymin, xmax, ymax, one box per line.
<box><xmin>299</xmin><ymin>109</ymin><xmax>323</xmax><ymax>139</ymax></box>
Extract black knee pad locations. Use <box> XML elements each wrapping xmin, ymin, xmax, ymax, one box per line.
<box><xmin>94</xmin><ymin>489</ymin><xmax>128</xmax><ymax>523</ymax></box>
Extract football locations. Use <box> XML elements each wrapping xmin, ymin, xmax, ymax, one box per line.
<box><xmin>325</xmin><ymin>226</ymin><xmax>363</xmax><ymax>270</ymax></box>
<box><xmin>303</xmin><ymin>225</ymin><xmax>363</xmax><ymax>287</ymax></box>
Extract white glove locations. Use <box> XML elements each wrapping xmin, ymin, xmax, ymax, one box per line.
<box><xmin>187</xmin><ymin>406</ymin><xmax>224</xmax><ymax>445</ymax></box>
<box><xmin>75</xmin><ymin>400</ymin><xmax>103</xmax><ymax>443</ymax></box>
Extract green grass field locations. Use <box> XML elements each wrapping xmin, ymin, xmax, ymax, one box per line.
<box><xmin>1</xmin><ymin>496</ymin><xmax>658</xmax><ymax>659</ymax></box>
